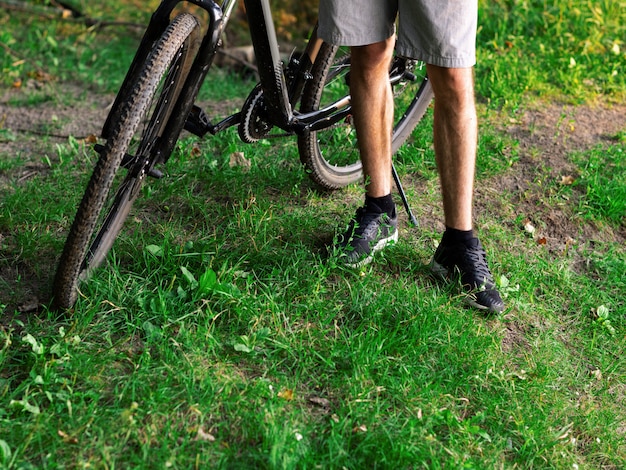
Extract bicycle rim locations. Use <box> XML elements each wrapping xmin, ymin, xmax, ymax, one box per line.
<box><xmin>298</xmin><ymin>44</ymin><xmax>432</xmax><ymax>190</ymax></box>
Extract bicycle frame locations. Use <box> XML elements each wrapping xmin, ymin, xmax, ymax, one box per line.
<box><xmin>102</xmin><ymin>0</ymin><xmax>351</xmax><ymax>164</ymax></box>
<box><xmin>95</xmin><ymin>0</ymin><xmax>430</xmax><ymax>228</ymax></box>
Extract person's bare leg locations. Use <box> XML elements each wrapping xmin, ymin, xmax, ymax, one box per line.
<box><xmin>350</xmin><ymin>38</ymin><xmax>395</xmax><ymax>197</ymax></box>
<box><xmin>427</xmin><ymin>65</ymin><xmax>477</xmax><ymax>231</ymax></box>
<box><xmin>428</xmin><ymin>65</ymin><xmax>504</xmax><ymax>313</ymax></box>
<box><xmin>337</xmin><ymin>38</ymin><xmax>398</xmax><ymax>268</ymax></box>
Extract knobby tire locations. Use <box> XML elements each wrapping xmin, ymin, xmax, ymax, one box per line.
<box><xmin>52</xmin><ymin>13</ymin><xmax>200</xmax><ymax>310</ymax></box>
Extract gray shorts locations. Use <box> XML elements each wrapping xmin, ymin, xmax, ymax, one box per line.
<box><xmin>318</xmin><ymin>0</ymin><xmax>477</xmax><ymax>68</ymax></box>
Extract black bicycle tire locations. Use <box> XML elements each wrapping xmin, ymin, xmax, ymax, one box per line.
<box><xmin>298</xmin><ymin>43</ymin><xmax>434</xmax><ymax>190</ymax></box>
<box><xmin>52</xmin><ymin>13</ymin><xmax>200</xmax><ymax>310</ymax></box>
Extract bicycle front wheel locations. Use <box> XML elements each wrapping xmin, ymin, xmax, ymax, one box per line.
<box><xmin>298</xmin><ymin>43</ymin><xmax>433</xmax><ymax>190</ymax></box>
<box><xmin>52</xmin><ymin>13</ymin><xmax>200</xmax><ymax>310</ymax></box>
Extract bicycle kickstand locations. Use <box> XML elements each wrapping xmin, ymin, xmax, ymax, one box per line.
<box><xmin>392</xmin><ymin>162</ymin><xmax>418</xmax><ymax>227</ymax></box>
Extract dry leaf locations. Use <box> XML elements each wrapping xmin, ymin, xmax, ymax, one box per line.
<box><xmin>229</xmin><ymin>151</ymin><xmax>251</xmax><ymax>171</ymax></box>
<box><xmin>352</xmin><ymin>424</ymin><xmax>367</xmax><ymax>433</ymax></box>
<box><xmin>523</xmin><ymin>219</ymin><xmax>535</xmax><ymax>234</ymax></box>
<box><xmin>58</xmin><ymin>429</ymin><xmax>78</xmax><ymax>444</ymax></box>
<box><xmin>28</xmin><ymin>70</ymin><xmax>53</xmax><ymax>82</ymax></box>
<box><xmin>308</xmin><ymin>396</ymin><xmax>331</xmax><ymax>409</ymax></box>
<box><xmin>537</xmin><ymin>237</ymin><xmax>547</xmax><ymax>245</ymax></box>
<box><xmin>18</xmin><ymin>299</ymin><xmax>40</xmax><ymax>313</ymax></box>
<box><xmin>82</xmin><ymin>134</ymin><xmax>97</xmax><ymax>144</ymax></box>
<box><xmin>195</xmin><ymin>427</ymin><xmax>216</xmax><ymax>442</ymax></box>
<box><xmin>191</xmin><ymin>144</ymin><xmax>202</xmax><ymax>157</ymax></box>
<box><xmin>560</xmin><ymin>175</ymin><xmax>575</xmax><ymax>185</ymax></box>
<box><xmin>12</xmin><ymin>79</ymin><xmax>22</xmax><ymax>88</ymax></box>
<box><xmin>278</xmin><ymin>388</ymin><xmax>294</xmax><ymax>401</ymax></box>
<box><xmin>62</xmin><ymin>9</ymin><xmax>73</xmax><ymax>18</ymax></box>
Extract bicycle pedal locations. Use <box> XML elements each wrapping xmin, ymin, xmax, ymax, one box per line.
<box><xmin>184</xmin><ymin>105</ymin><xmax>212</xmax><ymax>137</ymax></box>
<box><xmin>147</xmin><ymin>168</ymin><xmax>164</xmax><ymax>179</ymax></box>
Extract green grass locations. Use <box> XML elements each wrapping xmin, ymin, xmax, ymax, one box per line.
<box><xmin>476</xmin><ymin>0</ymin><xmax>626</xmax><ymax>107</ymax></box>
<box><xmin>1</xmin><ymin>1</ymin><xmax>626</xmax><ymax>468</ymax></box>
<box><xmin>0</xmin><ymin>1</ymin><xmax>152</xmax><ymax>91</ymax></box>
<box><xmin>573</xmin><ymin>142</ymin><xmax>626</xmax><ymax>224</ymax></box>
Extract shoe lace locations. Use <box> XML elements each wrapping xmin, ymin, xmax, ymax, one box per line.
<box><xmin>353</xmin><ymin>208</ymin><xmax>386</xmax><ymax>238</ymax></box>
<box><xmin>458</xmin><ymin>242</ymin><xmax>495</xmax><ymax>290</ymax></box>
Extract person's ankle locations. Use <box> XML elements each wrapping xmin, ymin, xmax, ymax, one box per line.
<box><xmin>441</xmin><ymin>226</ymin><xmax>474</xmax><ymax>246</ymax></box>
<box><xmin>364</xmin><ymin>194</ymin><xmax>395</xmax><ymax>217</ymax></box>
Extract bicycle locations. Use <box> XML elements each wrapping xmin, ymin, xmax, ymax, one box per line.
<box><xmin>51</xmin><ymin>0</ymin><xmax>434</xmax><ymax>310</ymax></box>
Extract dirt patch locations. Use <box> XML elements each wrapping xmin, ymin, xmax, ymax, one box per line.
<box><xmin>0</xmin><ymin>81</ymin><xmax>242</xmax><ymax>159</ymax></box>
<box><xmin>0</xmin><ymin>84</ymin><xmax>110</xmax><ymax>185</ymax></box>
<box><xmin>1</xmin><ymin>82</ymin><xmax>111</xmax><ymax>130</ymax></box>
<box><xmin>497</xmin><ymin>102</ymin><xmax>625</xmax><ymax>197</ymax></box>
<box><xmin>500</xmin><ymin>319</ymin><xmax>531</xmax><ymax>353</ymax></box>
<box><xmin>403</xmin><ymin>101</ymin><xmax>626</xmax><ymax>252</ymax></box>
<box><xmin>510</xmin><ymin>103</ymin><xmax>625</xmax><ymax>157</ymax></box>
<box><xmin>490</xmin><ymin>102</ymin><xmax>626</xmax><ymax>248</ymax></box>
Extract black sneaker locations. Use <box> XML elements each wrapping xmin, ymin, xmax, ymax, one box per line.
<box><xmin>337</xmin><ymin>206</ymin><xmax>398</xmax><ymax>268</ymax></box>
<box><xmin>430</xmin><ymin>237</ymin><xmax>505</xmax><ymax>313</ymax></box>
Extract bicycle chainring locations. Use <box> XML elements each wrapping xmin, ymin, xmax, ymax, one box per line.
<box><xmin>238</xmin><ymin>84</ymin><xmax>274</xmax><ymax>143</ymax></box>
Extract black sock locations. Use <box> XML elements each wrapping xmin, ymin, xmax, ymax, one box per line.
<box><xmin>442</xmin><ymin>226</ymin><xmax>474</xmax><ymax>245</ymax></box>
<box><xmin>365</xmin><ymin>194</ymin><xmax>395</xmax><ymax>217</ymax></box>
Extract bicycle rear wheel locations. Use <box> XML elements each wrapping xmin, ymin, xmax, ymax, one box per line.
<box><xmin>298</xmin><ymin>43</ymin><xmax>433</xmax><ymax>190</ymax></box>
<box><xmin>52</xmin><ymin>13</ymin><xmax>200</xmax><ymax>310</ymax></box>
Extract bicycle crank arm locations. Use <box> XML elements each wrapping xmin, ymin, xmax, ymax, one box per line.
<box><xmin>291</xmin><ymin>96</ymin><xmax>352</xmax><ymax>135</ymax></box>
<box><xmin>183</xmin><ymin>105</ymin><xmax>242</xmax><ymax>136</ymax></box>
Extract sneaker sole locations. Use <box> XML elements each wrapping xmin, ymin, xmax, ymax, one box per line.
<box><xmin>465</xmin><ymin>295</ymin><xmax>494</xmax><ymax>312</ymax></box>
<box><xmin>344</xmin><ymin>230</ymin><xmax>399</xmax><ymax>269</ymax></box>
<box><xmin>465</xmin><ymin>294</ymin><xmax>505</xmax><ymax>314</ymax></box>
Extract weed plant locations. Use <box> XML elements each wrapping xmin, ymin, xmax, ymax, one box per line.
<box><xmin>1</xmin><ymin>1</ymin><xmax>625</xmax><ymax>468</ymax></box>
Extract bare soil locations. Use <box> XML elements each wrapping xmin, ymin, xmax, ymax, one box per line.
<box><xmin>487</xmin><ymin>102</ymin><xmax>626</xmax><ymax>247</ymax></box>
<box><xmin>1</xmin><ymin>80</ymin><xmax>625</xmax><ymax>315</ymax></box>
